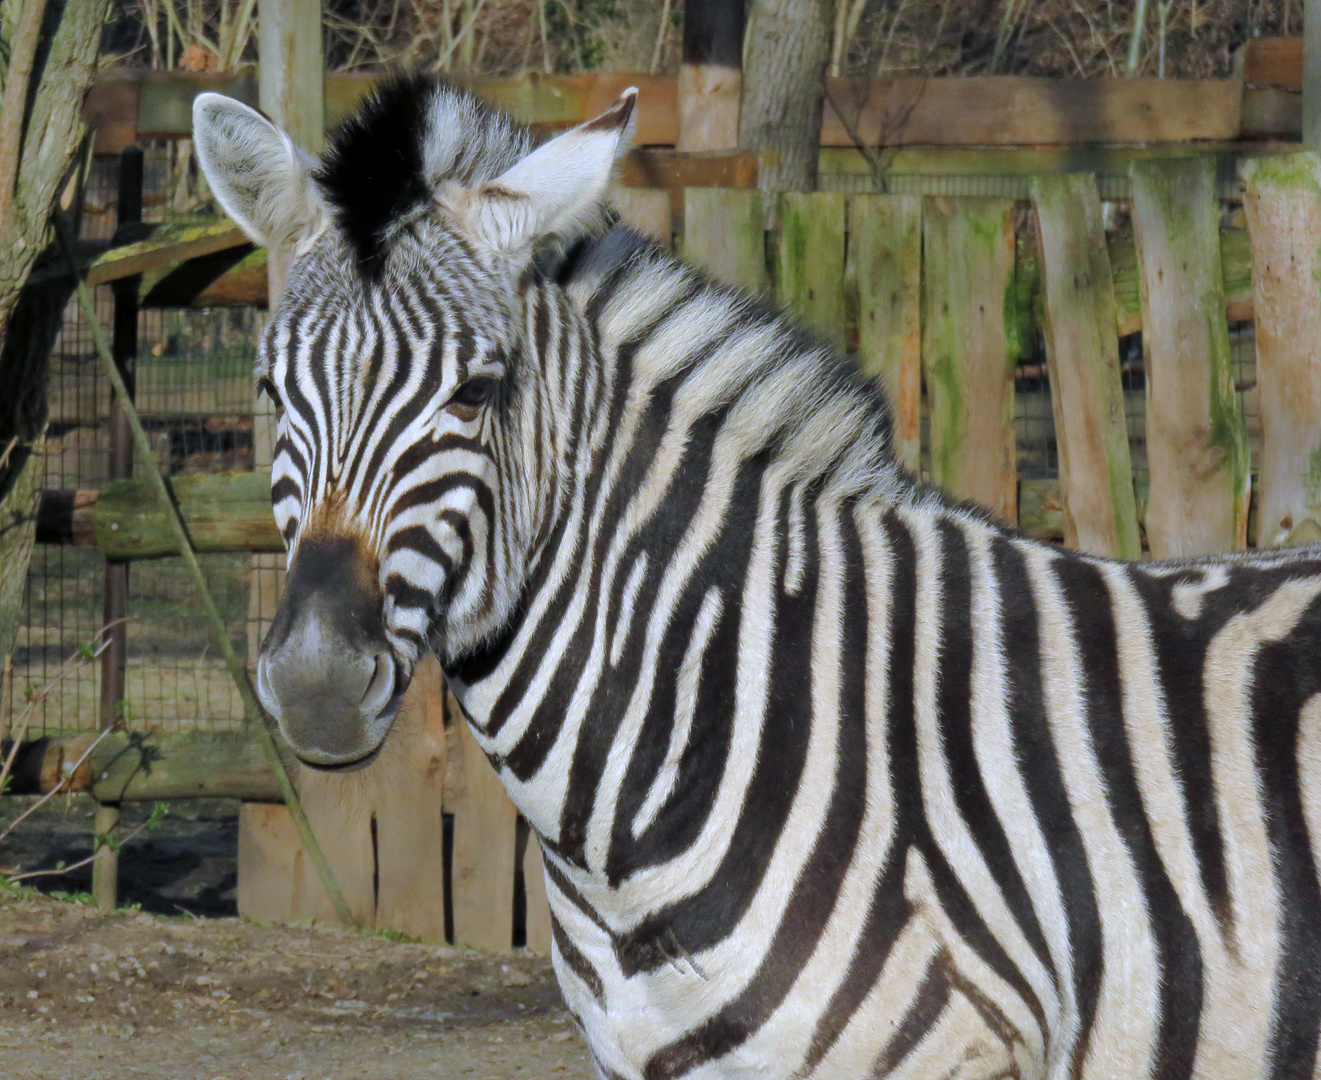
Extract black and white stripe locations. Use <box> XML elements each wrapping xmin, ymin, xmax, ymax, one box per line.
<box><xmin>196</xmin><ymin>76</ymin><xmax>1321</xmax><ymax>1079</ymax></box>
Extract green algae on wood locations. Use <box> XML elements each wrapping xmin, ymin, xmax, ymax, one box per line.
<box><xmin>1130</xmin><ymin>157</ymin><xmax>1250</xmax><ymax>557</ymax></box>
<box><xmin>1241</xmin><ymin>152</ymin><xmax>1321</xmax><ymax>547</ymax></box>
<box><xmin>847</xmin><ymin>194</ymin><xmax>922</xmax><ymax>473</ymax></box>
<box><xmin>1029</xmin><ymin>173</ymin><xmax>1141</xmax><ymax>560</ymax></box>
<box><xmin>776</xmin><ymin>192</ymin><xmax>847</xmax><ymax>350</ymax></box>
<box><xmin>920</xmin><ymin>197</ymin><xmax>1018</xmax><ymax>523</ymax></box>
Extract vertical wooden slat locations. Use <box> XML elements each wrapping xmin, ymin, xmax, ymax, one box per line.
<box><xmin>848</xmin><ymin>193</ymin><xmax>922</xmax><ymax>474</ymax></box>
<box><xmin>683</xmin><ymin>188</ymin><xmax>768</xmax><ymax>292</ymax></box>
<box><xmin>448</xmin><ymin>694</ymin><xmax>518</xmax><ymax>951</ymax></box>
<box><xmin>776</xmin><ymin>191</ymin><xmax>847</xmax><ymax>348</ymax></box>
<box><xmin>522</xmin><ymin>832</ymin><xmax>553</xmax><ymax>954</ymax></box>
<box><xmin>373</xmin><ymin>657</ymin><xmax>448</xmax><ymax>943</ymax></box>
<box><xmin>1030</xmin><ymin>174</ymin><xmax>1141</xmax><ymax>559</ymax></box>
<box><xmin>920</xmin><ymin>196</ymin><xmax>1018</xmax><ymax>522</ymax></box>
<box><xmin>237</xmin><ymin>668</ymin><xmax>450</xmax><ymax>939</ymax></box>
<box><xmin>1130</xmin><ymin>158</ymin><xmax>1250</xmax><ymax>557</ymax></box>
<box><xmin>614</xmin><ymin>188</ymin><xmax>673</xmax><ymax>247</ymax></box>
<box><xmin>1242</xmin><ymin>153</ymin><xmax>1321</xmax><ymax>547</ymax></box>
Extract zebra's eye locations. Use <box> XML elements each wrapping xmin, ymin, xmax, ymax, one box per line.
<box><xmin>257</xmin><ymin>376</ymin><xmax>283</xmax><ymax>411</ymax></box>
<box><xmin>449</xmin><ymin>378</ymin><xmax>497</xmax><ymax>410</ymax></box>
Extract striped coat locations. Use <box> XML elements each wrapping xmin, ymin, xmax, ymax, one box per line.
<box><xmin>192</xmin><ymin>76</ymin><xmax>1321</xmax><ymax>1079</ymax></box>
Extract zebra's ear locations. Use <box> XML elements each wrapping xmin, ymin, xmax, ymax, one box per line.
<box><xmin>193</xmin><ymin>93</ymin><xmax>328</xmax><ymax>253</ymax></box>
<box><xmin>442</xmin><ymin>88</ymin><xmax>637</xmax><ymax>259</ymax></box>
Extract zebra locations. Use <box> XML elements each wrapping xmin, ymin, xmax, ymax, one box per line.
<box><xmin>193</xmin><ymin>75</ymin><xmax>1321</xmax><ymax>1079</ymax></box>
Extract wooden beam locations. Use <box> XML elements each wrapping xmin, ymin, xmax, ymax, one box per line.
<box><xmin>1243</xmin><ymin>37</ymin><xmax>1303</xmax><ymax>89</ymax></box>
<box><xmin>84</xmin><ymin>69</ymin><xmax>1258</xmax><ymax>151</ymax></box>
<box><xmin>83</xmin><ymin>220</ymin><xmax>249</xmax><ymax>288</ymax></box>
<box><xmin>921</xmin><ymin>197</ymin><xmax>1018</xmax><ymax>522</ymax></box>
<box><xmin>822</xmin><ymin>77</ymin><xmax>1244</xmax><ymax>147</ymax></box>
<box><xmin>0</xmin><ymin>732</ymin><xmax>279</xmax><ymax>800</ymax></box>
<box><xmin>678</xmin><ymin>0</ymin><xmax>744</xmax><ymax>152</ymax></box>
<box><xmin>1130</xmin><ymin>157</ymin><xmax>1249</xmax><ymax>557</ymax></box>
<box><xmin>1242</xmin><ymin>152</ymin><xmax>1321</xmax><ymax>546</ymax></box>
<box><xmin>1308</xmin><ymin>2</ymin><xmax>1321</xmax><ymax>150</ymax></box>
<box><xmin>1030</xmin><ymin>173</ymin><xmax>1141</xmax><ymax>559</ymax></box>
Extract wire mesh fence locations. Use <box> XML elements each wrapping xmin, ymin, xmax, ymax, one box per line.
<box><xmin>3</xmin><ymin>148</ymin><xmax>265</xmax><ymax>739</ymax></box>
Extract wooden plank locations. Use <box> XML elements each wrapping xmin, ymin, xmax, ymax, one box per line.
<box><xmin>677</xmin><ymin>0</ymin><xmax>743</xmax><ymax>152</ymax></box>
<box><xmin>522</xmin><ymin>832</ymin><xmax>553</xmax><ymax>954</ymax></box>
<box><xmin>373</xmin><ymin>657</ymin><xmax>448</xmax><ymax>943</ymax></box>
<box><xmin>1130</xmin><ymin>157</ymin><xmax>1250</xmax><ymax>557</ymax></box>
<box><xmin>1242</xmin><ymin>153</ymin><xmax>1321</xmax><ymax>546</ymax></box>
<box><xmin>776</xmin><ymin>192</ymin><xmax>847</xmax><ymax>349</ymax></box>
<box><xmin>1243</xmin><ymin>37</ymin><xmax>1303</xmax><ymax>89</ymax></box>
<box><xmin>1030</xmin><ymin>174</ymin><xmax>1141</xmax><ymax>559</ymax></box>
<box><xmin>448</xmin><ymin>693</ymin><xmax>518</xmax><ymax>951</ymax></box>
<box><xmin>848</xmin><ymin>194</ymin><xmax>922</xmax><ymax>474</ymax></box>
<box><xmin>682</xmin><ymin>188</ymin><xmax>768</xmax><ymax>292</ymax></box>
<box><xmin>1108</xmin><ymin>226</ymin><xmax>1254</xmax><ymax>337</ymax></box>
<box><xmin>1</xmin><ymin>732</ymin><xmax>279</xmax><ymax>799</ymax></box>
<box><xmin>920</xmin><ymin>197</ymin><xmax>1018</xmax><ymax>521</ymax></box>
<box><xmin>238</xmin><ymin>802</ymin><xmax>300</xmax><ymax>924</ymax></box>
<box><xmin>92</xmin><ymin>472</ymin><xmax>283</xmax><ymax>559</ymax></box>
<box><xmin>85</xmin><ymin>69</ymin><xmax>1253</xmax><ymax>151</ymax></box>
<box><xmin>84</xmin><ymin>221</ymin><xmax>248</xmax><ymax>288</ymax></box>
<box><xmin>613</xmin><ymin>188</ymin><xmax>672</xmax><ymax>246</ymax></box>
<box><xmin>822</xmin><ymin>77</ymin><xmax>1243</xmax><ymax>148</ymax></box>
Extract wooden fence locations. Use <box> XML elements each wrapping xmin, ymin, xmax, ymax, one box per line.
<box><xmin>22</xmin><ymin>85</ymin><xmax>1321</xmax><ymax>945</ymax></box>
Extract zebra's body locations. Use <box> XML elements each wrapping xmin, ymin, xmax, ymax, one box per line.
<box><xmin>192</xmin><ymin>77</ymin><xmax>1321</xmax><ymax>1079</ymax></box>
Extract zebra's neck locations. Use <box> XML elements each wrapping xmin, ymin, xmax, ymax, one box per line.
<box><xmin>447</xmin><ymin>224</ymin><xmax>964</xmax><ymax>857</ymax></box>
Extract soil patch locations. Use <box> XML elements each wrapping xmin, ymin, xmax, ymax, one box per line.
<box><xmin>0</xmin><ymin>887</ymin><xmax>596</xmax><ymax>1079</ymax></box>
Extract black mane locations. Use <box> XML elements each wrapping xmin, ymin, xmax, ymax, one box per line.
<box><xmin>313</xmin><ymin>74</ymin><xmax>531</xmax><ymax>280</ymax></box>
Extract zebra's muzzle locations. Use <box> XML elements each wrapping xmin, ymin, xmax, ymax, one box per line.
<box><xmin>256</xmin><ymin>533</ymin><xmax>406</xmax><ymax>767</ymax></box>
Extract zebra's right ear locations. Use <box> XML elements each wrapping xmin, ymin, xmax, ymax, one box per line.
<box><xmin>193</xmin><ymin>93</ymin><xmax>328</xmax><ymax>253</ymax></box>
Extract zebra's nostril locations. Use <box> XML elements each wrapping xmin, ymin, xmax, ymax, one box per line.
<box><xmin>361</xmin><ymin>651</ymin><xmax>396</xmax><ymax>718</ymax></box>
<box><xmin>255</xmin><ymin>654</ymin><xmax>281</xmax><ymax>721</ymax></box>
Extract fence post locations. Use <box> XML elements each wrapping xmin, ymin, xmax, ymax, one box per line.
<box><xmin>1241</xmin><ymin>153</ymin><xmax>1321</xmax><ymax>547</ymax></box>
<box><xmin>1130</xmin><ymin>157</ymin><xmax>1249</xmax><ymax>557</ymax></box>
<box><xmin>94</xmin><ymin>144</ymin><xmax>145</xmax><ymax>912</ymax></box>
<box><xmin>920</xmin><ymin>196</ymin><xmax>1018</xmax><ymax>522</ymax></box>
<box><xmin>448</xmin><ymin>693</ymin><xmax>518</xmax><ymax>951</ymax></box>
<box><xmin>848</xmin><ymin>194</ymin><xmax>922</xmax><ymax>474</ymax></box>
<box><xmin>1030</xmin><ymin>174</ymin><xmax>1141</xmax><ymax>559</ymax></box>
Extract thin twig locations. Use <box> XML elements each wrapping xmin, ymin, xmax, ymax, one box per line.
<box><xmin>3</xmin><ymin>802</ymin><xmax>155</xmax><ymax>883</ymax></box>
<box><xmin>0</xmin><ymin>725</ymin><xmax>117</xmax><ymax>850</ymax></box>
<box><xmin>0</xmin><ymin>628</ymin><xmax>116</xmax><ymax>797</ymax></box>
<box><xmin>649</xmin><ymin>0</ymin><xmax>672</xmax><ymax>74</ymax></box>
<box><xmin>53</xmin><ymin>223</ymin><xmax>359</xmax><ymax>930</ymax></box>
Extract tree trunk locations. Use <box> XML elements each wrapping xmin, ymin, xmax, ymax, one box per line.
<box><xmin>739</xmin><ymin>0</ymin><xmax>836</xmax><ymax>192</ymax></box>
<box><xmin>0</xmin><ymin>0</ymin><xmax>112</xmax><ymax>694</ymax></box>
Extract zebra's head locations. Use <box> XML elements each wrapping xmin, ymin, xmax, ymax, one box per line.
<box><xmin>193</xmin><ymin>77</ymin><xmax>635</xmax><ymax>766</ymax></box>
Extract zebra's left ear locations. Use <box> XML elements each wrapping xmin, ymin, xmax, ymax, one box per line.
<box><xmin>441</xmin><ymin>88</ymin><xmax>637</xmax><ymax>259</ymax></box>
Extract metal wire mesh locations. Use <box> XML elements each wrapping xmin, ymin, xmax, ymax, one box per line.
<box><xmin>3</xmin><ymin>149</ymin><xmax>264</xmax><ymax>739</ymax></box>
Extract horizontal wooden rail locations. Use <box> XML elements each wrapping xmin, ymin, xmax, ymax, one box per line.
<box><xmin>1</xmin><ymin>732</ymin><xmax>280</xmax><ymax>801</ymax></box>
<box><xmin>36</xmin><ymin>472</ymin><xmax>283</xmax><ymax>559</ymax></box>
<box><xmin>84</xmin><ymin>68</ymin><xmax>1283</xmax><ymax>155</ymax></box>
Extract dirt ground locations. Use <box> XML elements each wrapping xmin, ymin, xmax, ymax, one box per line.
<box><xmin>0</xmin><ymin>799</ymin><xmax>598</xmax><ymax>1080</ymax></box>
<box><xmin>0</xmin><ymin>889</ymin><xmax>597</xmax><ymax>1080</ymax></box>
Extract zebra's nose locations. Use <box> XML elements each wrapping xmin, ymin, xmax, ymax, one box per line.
<box><xmin>256</xmin><ymin>533</ymin><xmax>403</xmax><ymax>767</ymax></box>
<box><xmin>256</xmin><ymin>646</ymin><xmax>398</xmax><ymax>766</ymax></box>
